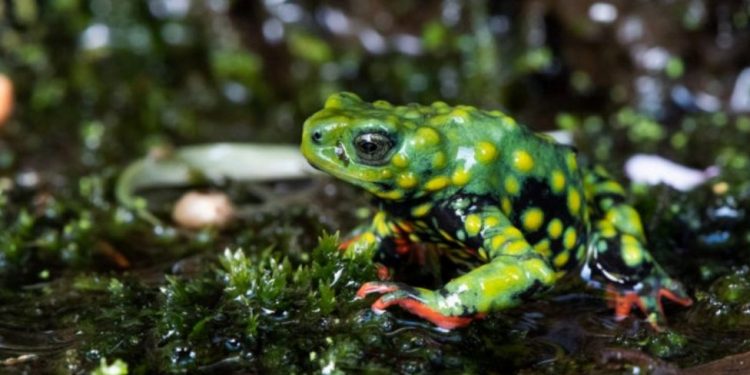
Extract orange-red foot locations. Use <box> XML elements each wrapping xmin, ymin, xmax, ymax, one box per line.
<box><xmin>607</xmin><ymin>286</ymin><xmax>693</xmax><ymax>330</ymax></box>
<box><xmin>356</xmin><ymin>281</ymin><xmax>481</xmax><ymax>330</ymax></box>
<box><xmin>338</xmin><ymin>234</ymin><xmax>361</xmax><ymax>251</ymax></box>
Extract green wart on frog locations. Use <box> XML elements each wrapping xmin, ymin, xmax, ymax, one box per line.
<box><xmin>301</xmin><ymin>92</ymin><xmax>692</xmax><ymax>330</ymax></box>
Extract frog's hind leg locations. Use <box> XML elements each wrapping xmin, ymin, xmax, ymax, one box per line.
<box><xmin>582</xmin><ymin>167</ymin><xmax>692</xmax><ymax>329</ymax></box>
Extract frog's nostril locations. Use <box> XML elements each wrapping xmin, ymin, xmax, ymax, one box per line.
<box><xmin>312</xmin><ymin>130</ymin><xmax>323</xmax><ymax>144</ymax></box>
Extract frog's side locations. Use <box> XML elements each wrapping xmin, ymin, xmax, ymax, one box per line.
<box><xmin>301</xmin><ymin>92</ymin><xmax>692</xmax><ymax>330</ymax></box>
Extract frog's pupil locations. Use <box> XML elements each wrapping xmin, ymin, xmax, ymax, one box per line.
<box><xmin>361</xmin><ymin>141</ymin><xmax>377</xmax><ymax>152</ymax></box>
<box><xmin>312</xmin><ymin>130</ymin><xmax>323</xmax><ymax>144</ymax></box>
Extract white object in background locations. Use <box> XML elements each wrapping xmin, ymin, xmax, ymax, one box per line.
<box><xmin>624</xmin><ymin>154</ymin><xmax>719</xmax><ymax>191</ymax></box>
<box><xmin>172</xmin><ymin>191</ymin><xmax>235</xmax><ymax>229</ymax></box>
<box><xmin>730</xmin><ymin>67</ymin><xmax>750</xmax><ymax>112</ymax></box>
<box><xmin>544</xmin><ymin>130</ymin><xmax>573</xmax><ymax>145</ymax></box>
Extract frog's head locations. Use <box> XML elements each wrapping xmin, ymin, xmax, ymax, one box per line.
<box><xmin>301</xmin><ymin>92</ymin><xmax>450</xmax><ymax>201</ymax></box>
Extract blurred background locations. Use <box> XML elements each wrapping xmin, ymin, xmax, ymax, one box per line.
<box><xmin>2</xmin><ymin>0</ymin><xmax>748</xmax><ymax>170</ymax></box>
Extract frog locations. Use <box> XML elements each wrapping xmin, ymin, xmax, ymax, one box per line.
<box><xmin>300</xmin><ymin>92</ymin><xmax>692</xmax><ymax>330</ymax></box>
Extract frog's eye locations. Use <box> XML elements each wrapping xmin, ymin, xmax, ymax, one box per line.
<box><xmin>353</xmin><ymin>132</ymin><xmax>394</xmax><ymax>165</ymax></box>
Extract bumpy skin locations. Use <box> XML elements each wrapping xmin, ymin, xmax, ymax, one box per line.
<box><xmin>301</xmin><ymin>92</ymin><xmax>692</xmax><ymax>330</ymax></box>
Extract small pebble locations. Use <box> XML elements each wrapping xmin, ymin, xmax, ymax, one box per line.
<box><xmin>0</xmin><ymin>74</ymin><xmax>14</xmax><ymax>126</ymax></box>
<box><xmin>172</xmin><ymin>191</ymin><xmax>235</xmax><ymax>229</ymax></box>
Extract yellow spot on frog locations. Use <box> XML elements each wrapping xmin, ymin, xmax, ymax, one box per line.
<box><xmin>566</xmin><ymin>153</ymin><xmax>578</xmax><ymax>171</ymax></box>
<box><xmin>484</xmin><ymin>216</ymin><xmax>500</xmax><ymax>228</ymax></box>
<box><xmin>429</xmin><ymin>114</ymin><xmax>451</xmax><ymax>126</ymax></box>
<box><xmin>501</xmin><ymin>198</ymin><xmax>513</xmax><ymax>215</ymax></box>
<box><xmin>403</xmin><ymin>108</ymin><xmax>422</xmax><ymax>120</ymax></box>
<box><xmin>563</xmin><ymin>227</ymin><xmax>577</xmax><ymax>249</ymax></box>
<box><xmin>503</xmin><ymin>226</ymin><xmax>524</xmax><ymax>239</ymax></box>
<box><xmin>525</xmin><ymin>258</ymin><xmax>555</xmax><ymax>284</ymax></box>
<box><xmin>551</xmin><ymin>170</ymin><xmax>566</xmax><ymax>193</ymax></box>
<box><xmin>504</xmin><ymin>176</ymin><xmax>520</xmax><ymax>195</ymax></box>
<box><xmin>465</xmin><ymin>214</ymin><xmax>482</xmax><ymax>237</ymax></box>
<box><xmin>377</xmin><ymin>190</ymin><xmax>403</xmax><ymax>200</ymax></box>
<box><xmin>324</xmin><ymin>95</ymin><xmax>343</xmax><ymax>108</ymax></box>
<box><xmin>432</xmin><ymin>152</ymin><xmax>447</xmax><ymax>169</ymax></box>
<box><xmin>483</xmin><ymin>265</ymin><xmax>526</xmax><ymax>300</ymax></box>
<box><xmin>392</xmin><ymin>153</ymin><xmax>409</xmax><ymax>168</ymax></box>
<box><xmin>411</xmin><ymin>203</ymin><xmax>432</xmax><ymax>218</ymax></box>
<box><xmin>425</xmin><ymin>176</ymin><xmax>450</xmax><ymax>191</ymax></box>
<box><xmin>533</xmin><ymin>239</ymin><xmax>552</xmax><ymax>258</ymax></box>
<box><xmin>547</xmin><ymin>219</ymin><xmax>563</xmax><ymax>239</ymax></box>
<box><xmin>431</xmin><ymin>101</ymin><xmax>449</xmax><ymax>110</ymax></box>
<box><xmin>553</xmin><ymin>250</ymin><xmax>570</xmax><ymax>268</ymax></box>
<box><xmin>396</xmin><ymin>172</ymin><xmax>418</xmax><ymax>189</ymax></box>
<box><xmin>505</xmin><ymin>241</ymin><xmax>528</xmax><ymax>255</ymax></box>
<box><xmin>386</xmin><ymin>115</ymin><xmax>399</xmax><ymax>126</ymax></box>
<box><xmin>522</xmin><ymin>208</ymin><xmax>544</xmax><ymax>231</ymax></box>
<box><xmin>478</xmin><ymin>248</ymin><xmax>489</xmax><ymax>261</ymax></box>
<box><xmin>568</xmin><ymin>189</ymin><xmax>582</xmax><ymax>216</ymax></box>
<box><xmin>501</xmin><ymin>115</ymin><xmax>517</xmax><ymax>127</ymax></box>
<box><xmin>373</xmin><ymin>100</ymin><xmax>392</xmax><ymax>108</ymax></box>
<box><xmin>490</xmin><ymin>234</ymin><xmax>507</xmax><ymax>250</ymax></box>
<box><xmin>597</xmin><ymin>221</ymin><xmax>617</xmax><ymax>238</ymax></box>
<box><xmin>413</xmin><ymin>127</ymin><xmax>440</xmax><ymax>149</ymax></box>
<box><xmin>361</xmin><ymin>232</ymin><xmax>377</xmax><ymax>245</ymax></box>
<box><xmin>449</xmin><ymin>108</ymin><xmax>471</xmax><ymax>124</ymax></box>
<box><xmin>513</xmin><ymin>150</ymin><xmax>534</xmax><ymax>172</ymax></box>
<box><xmin>373</xmin><ymin>212</ymin><xmax>389</xmax><ymax>235</ymax></box>
<box><xmin>451</xmin><ymin>167</ymin><xmax>470</xmax><ymax>186</ymax></box>
<box><xmin>475</xmin><ymin>142</ymin><xmax>498</xmax><ymax>164</ymax></box>
<box><xmin>621</xmin><ymin>235</ymin><xmax>644</xmax><ymax>267</ymax></box>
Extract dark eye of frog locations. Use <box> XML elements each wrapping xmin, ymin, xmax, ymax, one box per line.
<box><xmin>353</xmin><ymin>132</ymin><xmax>394</xmax><ymax>165</ymax></box>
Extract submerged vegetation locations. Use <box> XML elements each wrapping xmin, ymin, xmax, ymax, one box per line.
<box><xmin>1</xmin><ymin>0</ymin><xmax>750</xmax><ymax>373</ymax></box>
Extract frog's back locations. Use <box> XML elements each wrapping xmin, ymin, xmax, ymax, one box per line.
<box><xmin>430</xmin><ymin>108</ymin><xmax>588</xmax><ymax>270</ymax></box>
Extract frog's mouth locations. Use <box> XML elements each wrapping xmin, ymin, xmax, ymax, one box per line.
<box><xmin>302</xmin><ymin>141</ymin><xmax>384</xmax><ymax>188</ymax></box>
<box><xmin>334</xmin><ymin>141</ymin><xmax>350</xmax><ymax>167</ymax></box>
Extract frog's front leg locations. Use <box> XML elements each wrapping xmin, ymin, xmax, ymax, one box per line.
<box><xmin>583</xmin><ymin>169</ymin><xmax>692</xmax><ymax>328</ymax></box>
<box><xmin>342</xmin><ymin>212</ymin><xmax>425</xmax><ymax>281</ymax></box>
<box><xmin>357</xmin><ymin>201</ymin><xmax>556</xmax><ymax>330</ymax></box>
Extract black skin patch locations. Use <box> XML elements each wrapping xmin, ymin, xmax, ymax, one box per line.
<box><xmin>516</xmin><ymin>280</ymin><xmax>547</xmax><ymax>302</ymax></box>
<box><xmin>430</xmin><ymin>194</ymin><xmax>500</xmax><ymax>250</ymax></box>
<box><xmin>373</xmin><ymin>237</ymin><xmax>402</xmax><ymax>267</ymax></box>
<box><xmin>377</xmin><ymin>195</ymin><xmax>433</xmax><ymax>217</ymax></box>
<box><xmin>588</xmin><ymin>236</ymin><xmax>654</xmax><ymax>288</ymax></box>
<box><xmin>511</xmin><ymin>178</ymin><xmax>586</xmax><ymax>261</ymax></box>
<box><xmin>374</xmin><ymin>182</ymin><xmax>396</xmax><ymax>191</ymax></box>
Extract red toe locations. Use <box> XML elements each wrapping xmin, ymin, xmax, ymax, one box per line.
<box><xmin>398</xmin><ymin>299</ymin><xmax>475</xmax><ymax>330</ymax></box>
<box><xmin>659</xmin><ymin>288</ymin><xmax>693</xmax><ymax>307</ymax></box>
<box><xmin>356</xmin><ymin>282</ymin><xmax>398</xmax><ymax>298</ymax></box>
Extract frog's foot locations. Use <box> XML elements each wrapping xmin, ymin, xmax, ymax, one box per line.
<box><xmin>356</xmin><ymin>281</ymin><xmax>479</xmax><ymax>330</ymax></box>
<box><xmin>338</xmin><ymin>234</ymin><xmax>360</xmax><ymax>251</ymax></box>
<box><xmin>606</xmin><ymin>277</ymin><xmax>693</xmax><ymax>330</ymax></box>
